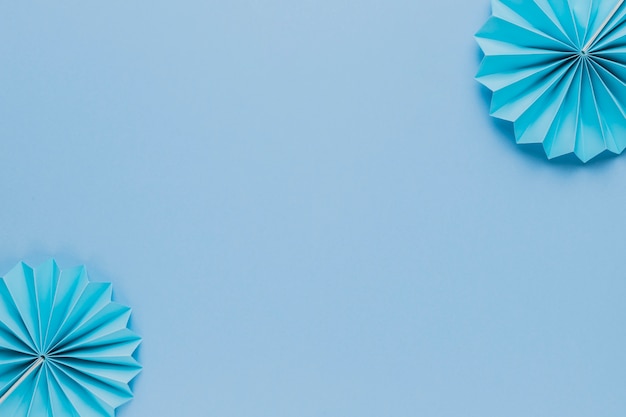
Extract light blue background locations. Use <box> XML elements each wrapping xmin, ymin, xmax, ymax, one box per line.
<box><xmin>2</xmin><ymin>1</ymin><xmax>626</xmax><ymax>416</ymax></box>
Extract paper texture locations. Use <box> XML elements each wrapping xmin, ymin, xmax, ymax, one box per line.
<box><xmin>0</xmin><ymin>260</ymin><xmax>141</xmax><ymax>417</ymax></box>
<box><xmin>476</xmin><ymin>0</ymin><xmax>626</xmax><ymax>162</ymax></box>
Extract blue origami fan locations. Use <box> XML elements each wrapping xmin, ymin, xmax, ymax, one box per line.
<box><xmin>476</xmin><ymin>0</ymin><xmax>626</xmax><ymax>162</ymax></box>
<box><xmin>0</xmin><ymin>260</ymin><xmax>141</xmax><ymax>417</ymax></box>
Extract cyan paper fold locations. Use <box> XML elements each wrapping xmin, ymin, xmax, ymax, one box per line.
<box><xmin>476</xmin><ymin>0</ymin><xmax>626</xmax><ymax>162</ymax></box>
<box><xmin>0</xmin><ymin>260</ymin><xmax>141</xmax><ymax>417</ymax></box>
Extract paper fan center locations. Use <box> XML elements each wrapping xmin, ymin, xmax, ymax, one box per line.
<box><xmin>36</xmin><ymin>344</ymin><xmax>58</xmax><ymax>361</ymax></box>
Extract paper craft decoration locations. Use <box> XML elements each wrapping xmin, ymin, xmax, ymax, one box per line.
<box><xmin>0</xmin><ymin>260</ymin><xmax>141</xmax><ymax>417</ymax></box>
<box><xmin>476</xmin><ymin>0</ymin><xmax>626</xmax><ymax>162</ymax></box>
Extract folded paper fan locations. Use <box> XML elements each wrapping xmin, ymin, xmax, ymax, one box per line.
<box><xmin>0</xmin><ymin>260</ymin><xmax>141</xmax><ymax>417</ymax></box>
<box><xmin>476</xmin><ymin>0</ymin><xmax>626</xmax><ymax>162</ymax></box>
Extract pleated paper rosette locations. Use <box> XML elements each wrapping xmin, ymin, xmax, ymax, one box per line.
<box><xmin>0</xmin><ymin>260</ymin><xmax>141</xmax><ymax>417</ymax></box>
<box><xmin>476</xmin><ymin>0</ymin><xmax>626</xmax><ymax>162</ymax></box>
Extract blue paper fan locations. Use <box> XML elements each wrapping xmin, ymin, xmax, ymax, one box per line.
<box><xmin>476</xmin><ymin>0</ymin><xmax>626</xmax><ymax>162</ymax></box>
<box><xmin>0</xmin><ymin>260</ymin><xmax>141</xmax><ymax>417</ymax></box>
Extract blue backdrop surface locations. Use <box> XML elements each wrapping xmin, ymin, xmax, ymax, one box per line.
<box><xmin>1</xmin><ymin>1</ymin><xmax>626</xmax><ymax>416</ymax></box>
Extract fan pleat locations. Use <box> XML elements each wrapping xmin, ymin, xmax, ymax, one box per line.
<box><xmin>48</xmin><ymin>283</ymin><xmax>112</xmax><ymax>353</ymax></box>
<box><xmin>54</xmin><ymin>328</ymin><xmax>141</xmax><ymax>357</ymax></box>
<box><xmin>497</xmin><ymin>0</ymin><xmax>576</xmax><ymax>46</ymax></box>
<box><xmin>490</xmin><ymin>58</ymin><xmax>573</xmax><ymax>120</ymax></box>
<box><xmin>0</xmin><ymin>364</ymin><xmax>41</xmax><ymax>416</ymax></box>
<box><xmin>25</xmin><ymin>365</ymin><xmax>46</xmax><ymax>417</ymax></box>
<box><xmin>587</xmin><ymin>60</ymin><xmax>626</xmax><ymax>151</ymax></box>
<box><xmin>56</xmin><ymin>304</ymin><xmax>129</xmax><ymax>352</ymax></box>
<box><xmin>33</xmin><ymin>260</ymin><xmax>59</xmax><ymax>355</ymax></box>
<box><xmin>515</xmin><ymin>59</ymin><xmax>578</xmax><ymax>145</ymax></box>
<box><xmin>48</xmin><ymin>361</ymin><xmax>115</xmax><ymax>417</ymax></box>
<box><xmin>3</xmin><ymin>264</ymin><xmax>41</xmax><ymax>350</ymax></box>
<box><xmin>44</xmin><ymin>267</ymin><xmax>89</xmax><ymax>350</ymax></box>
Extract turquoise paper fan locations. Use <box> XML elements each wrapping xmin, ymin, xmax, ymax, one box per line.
<box><xmin>0</xmin><ymin>260</ymin><xmax>141</xmax><ymax>417</ymax></box>
<box><xmin>476</xmin><ymin>0</ymin><xmax>626</xmax><ymax>162</ymax></box>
